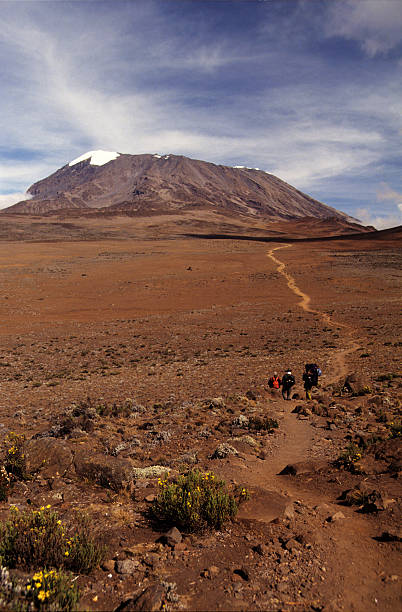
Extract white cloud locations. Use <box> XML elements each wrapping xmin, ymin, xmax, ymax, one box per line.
<box><xmin>356</xmin><ymin>183</ymin><xmax>402</xmax><ymax>229</ymax></box>
<box><xmin>325</xmin><ymin>0</ymin><xmax>402</xmax><ymax>57</ymax></box>
<box><xmin>0</xmin><ymin>192</ymin><xmax>31</xmax><ymax>210</ymax></box>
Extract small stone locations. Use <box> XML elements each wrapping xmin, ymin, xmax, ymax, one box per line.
<box><xmin>115</xmin><ymin>559</ymin><xmax>139</xmax><ymax>575</ymax></box>
<box><xmin>233</xmin><ymin>566</ymin><xmax>250</xmax><ymax>581</ymax></box>
<box><xmin>327</xmin><ymin>511</ymin><xmax>345</xmax><ymax>522</ymax></box>
<box><xmin>163</xmin><ymin>526</ymin><xmax>182</xmax><ymax>546</ymax></box>
<box><xmin>283</xmin><ymin>503</ymin><xmax>295</xmax><ymax>520</ymax></box>
<box><xmin>101</xmin><ymin>559</ymin><xmax>115</xmax><ymax>572</ymax></box>
<box><xmin>284</xmin><ymin>538</ymin><xmax>300</xmax><ymax>551</ymax></box>
<box><xmin>253</xmin><ymin>543</ymin><xmax>269</xmax><ymax>556</ymax></box>
<box><xmin>144</xmin><ymin>493</ymin><xmax>156</xmax><ymax>502</ymax></box>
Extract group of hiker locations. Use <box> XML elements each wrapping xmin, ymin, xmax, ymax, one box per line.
<box><xmin>268</xmin><ymin>363</ymin><xmax>321</xmax><ymax>400</ymax></box>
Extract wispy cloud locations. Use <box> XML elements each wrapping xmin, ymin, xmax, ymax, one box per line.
<box><xmin>0</xmin><ymin>0</ymin><xmax>401</xmax><ymax>224</ymax></box>
<box><xmin>356</xmin><ymin>183</ymin><xmax>402</xmax><ymax>229</ymax></box>
<box><xmin>324</xmin><ymin>0</ymin><xmax>402</xmax><ymax>57</ymax></box>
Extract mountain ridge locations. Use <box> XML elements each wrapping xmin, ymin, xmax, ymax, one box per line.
<box><xmin>4</xmin><ymin>152</ymin><xmax>360</xmax><ymax>226</ymax></box>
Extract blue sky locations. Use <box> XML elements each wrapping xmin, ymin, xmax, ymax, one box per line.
<box><xmin>1</xmin><ymin>0</ymin><xmax>401</xmax><ymax>228</ymax></box>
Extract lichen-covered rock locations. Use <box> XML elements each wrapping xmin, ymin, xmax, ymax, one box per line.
<box><xmin>210</xmin><ymin>443</ymin><xmax>238</xmax><ymax>459</ymax></box>
<box><xmin>131</xmin><ymin>465</ymin><xmax>170</xmax><ymax>479</ymax></box>
<box><xmin>232</xmin><ymin>414</ymin><xmax>249</xmax><ymax>427</ymax></box>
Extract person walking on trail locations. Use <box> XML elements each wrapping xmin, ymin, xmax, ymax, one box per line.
<box><xmin>303</xmin><ymin>369</ymin><xmax>314</xmax><ymax>400</ymax></box>
<box><xmin>268</xmin><ymin>372</ymin><xmax>281</xmax><ymax>390</ymax></box>
<box><xmin>305</xmin><ymin>363</ymin><xmax>321</xmax><ymax>387</ymax></box>
<box><xmin>281</xmin><ymin>370</ymin><xmax>295</xmax><ymax>400</ymax></box>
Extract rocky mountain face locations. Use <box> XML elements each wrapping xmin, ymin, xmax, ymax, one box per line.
<box><xmin>5</xmin><ymin>152</ymin><xmax>358</xmax><ymax>224</ymax></box>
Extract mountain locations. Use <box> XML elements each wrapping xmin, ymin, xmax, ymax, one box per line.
<box><xmin>4</xmin><ymin>151</ymin><xmax>360</xmax><ymax>226</ymax></box>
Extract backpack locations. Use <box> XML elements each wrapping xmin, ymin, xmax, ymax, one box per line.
<box><xmin>271</xmin><ymin>375</ymin><xmax>280</xmax><ymax>389</ymax></box>
<box><xmin>283</xmin><ymin>374</ymin><xmax>295</xmax><ymax>387</ymax></box>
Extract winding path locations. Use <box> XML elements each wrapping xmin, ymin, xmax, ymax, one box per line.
<box><xmin>267</xmin><ymin>244</ymin><xmax>359</xmax><ymax>383</ymax></box>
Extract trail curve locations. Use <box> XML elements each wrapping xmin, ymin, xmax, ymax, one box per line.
<box><xmin>267</xmin><ymin>244</ymin><xmax>359</xmax><ymax>382</ymax></box>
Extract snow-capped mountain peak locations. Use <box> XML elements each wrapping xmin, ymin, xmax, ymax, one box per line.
<box><xmin>69</xmin><ymin>150</ymin><xmax>120</xmax><ymax>167</ymax></box>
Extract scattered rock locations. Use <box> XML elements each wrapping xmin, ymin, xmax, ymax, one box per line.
<box><xmin>115</xmin><ymin>559</ymin><xmax>139</xmax><ymax>575</ymax></box>
<box><xmin>160</xmin><ymin>527</ymin><xmax>182</xmax><ymax>547</ymax></box>
<box><xmin>101</xmin><ymin>559</ymin><xmax>115</xmax><ymax>572</ymax></box>
<box><xmin>378</xmin><ymin>528</ymin><xmax>402</xmax><ymax>542</ymax></box>
<box><xmin>233</xmin><ymin>566</ymin><xmax>250</xmax><ymax>581</ymax></box>
<box><xmin>253</xmin><ymin>543</ymin><xmax>269</xmax><ymax>556</ymax></box>
<box><xmin>131</xmin><ymin>465</ymin><xmax>170</xmax><ymax>479</ymax></box>
<box><xmin>283</xmin><ymin>503</ymin><xmax>295</xmax><ymax>520</ymax></box>
<box><xmin>279</xmin><ymin>460</ymin><xmax>327</xmax><ymax>476</ymax></box>
<box><xmin>209</xmin><ymin>397</ymin><xmax>225</xmax><ymax>409</ymax></box>
<box><xmin>327</xmin><ymin>511</ymin><xmax>345</xmax><ymax>522</ymax></box>
<box><xmin>115</xmin><ymin>584</ymin><xmax>165</xmax><ymax>611</ymax></box>
<box><xmin>232</xmin><ymin>414</ymin><xmax>249</xmax><ymax>427</ymax></box>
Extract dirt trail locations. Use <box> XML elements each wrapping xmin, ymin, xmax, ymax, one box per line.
<box><xmin>267</xmin><ymin>244</ymin><xmax>359</xmax><ymax>383</ymax></box>
<box><xmin>237</xmin><ymin>245</ymin><xmax>389</xmax><ymax>611</ymax></box>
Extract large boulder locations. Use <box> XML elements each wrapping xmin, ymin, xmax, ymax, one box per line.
<box><xmin>74</xmin><ymin>451</ymin><xmax>134</xmax><ymax>491</ymax></box>
<box><xmin>278</xmin><ymin>460</ymin><xmax>328</xmax><ymax>476</ymax></box>
<box><xmin>343</xmin><ymin>373</ymin><xmax>372</xmax><ymax>395</ymax></box>
<box><xmin>25</xmin><ymin>438</ymin><xmax>73</xmax><ymax>478</ymax></box>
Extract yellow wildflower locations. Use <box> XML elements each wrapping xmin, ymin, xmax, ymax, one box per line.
<box><xmin>37</xmin><ymin>590</ymin><xmax>46</xmax><ymax>602</ymax></box>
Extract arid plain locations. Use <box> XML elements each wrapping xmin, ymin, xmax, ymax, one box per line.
<box><xmin>0</xmin><ymin>219</ymin><xmax>400</xmax><ymax>611</ymax></box>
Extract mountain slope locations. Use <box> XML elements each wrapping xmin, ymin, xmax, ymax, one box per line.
<box><xmin>5</xmin><ymin>151</ymin><xmax>358</xmax><ymax>224</ymax></box>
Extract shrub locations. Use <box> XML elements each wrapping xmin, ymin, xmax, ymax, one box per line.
<box><xmin>25</xmin><ymin>568</ymin><xmax>79</xmax><ymax>611</ymax></box>
<box><xmin>334</xmin><ymin>443</ymin><xmax>362</xmax><ymax>472</ymax></box>
<box><xmin>0</xmin><ymin>566</ymin><xmax>79</xmax><ymax>611</ymax></box>
<box><xmin>0</xmin><ymin>506</ymin><xmax>106</xmax><ymax>574</ymax></box>
<box><xmin>248</xmin><ymin>416</ymin><xmax>278</xmax><ymax>432</ymax></box>
<box><xmin>4</xmin><ymin>433</ymin><xmax>28</xmax><ymax>480</ymax></box>
<box><xmin>152</xmin><ymin>470</ymin><xmax>249</xmax><ymax>533</ymax></box>
<box><xmin>387</xmin><ymin>420</ymin><xmax>401</xmax><ymax>439</ymax></box>
<box><xmin>96</xmin><ymin>399</ymin><xmax>139</xmax><ymax>418</ymax></box>
<box><xmin>66</xmin><ymin>515</ymin><xmax>107</xmax><ymax>574</ymax></box>
<box><xmin>0</xmin><ymin>467</ymin><xmax>11</xmax><ymax>502</ymax></box>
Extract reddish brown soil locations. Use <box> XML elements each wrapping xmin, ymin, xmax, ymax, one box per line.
<box><xmin>0</xmin><ymin>225</ymin><xmax>400</xmax><ymax>611</ymax></box>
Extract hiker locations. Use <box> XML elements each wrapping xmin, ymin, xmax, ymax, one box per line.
<box><xmin>268</xmin><ymin>371</ymin><xmax>281</xmax><ymax>389</ymax></box>
<box><xmin>305</xmin><ymin>363</ymin><xmax>322</xmax><ymax>387</ymax></box>
<box><xmin>281</xmin><ymin>370</ymin><xmax>295</xmax><ymax>400</ymax></box>
<box><xmin>303</xmin><ymin>368</ymin><xmax>314</xmax><ymax>400</ymax></box>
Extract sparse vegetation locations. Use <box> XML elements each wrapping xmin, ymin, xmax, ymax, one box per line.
<box><xmin>248</xmin><ymin>416</ymin><xmax>279</xmax><ymax>432</ymax></box>
<box><xmin>0</xmin><ymin>506</ymin><xmax>106</xmax><ymax>573</ymax></box>
<box><xmin>387</xmin><ymin>420</ymin><xmax>401</xmax><ymax>439</ymax></box>
<box><xmin>335</xmin><ymin>443</ymin><xmax>362</xmax><ymax>472</ymax></box>
<box><xmin>4</xmin><ymin>433</ymin><xmax>29</xmax><ymax>480</ymax></box>
<box><xmin>152</xmin><ymin>470</ymin><xmax>249</xmax><ymax>532</ymax></box>
<box><xmin>25</xmin><ymin>568</ymin><xmax>79</xmax><ymax>611</ymax></box>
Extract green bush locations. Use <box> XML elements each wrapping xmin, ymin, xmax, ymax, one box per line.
<box><xmin>0</xmin><ymin>566</ymin><xmax>79</xmax><ymax>611</ymax></box>
<box><xmin>248</xmin><ymin>416</ymin><xmax>278</xmax><ymax>432</ymax></box>
<box><xmin>0</xmin><ymin>506</ymin><xmax>106</xmax><ymax>574</ymax></box>
<box><xmin>0</xmin><ymin>467</ymin><xmax>11</xmax><ymax>502</ymax></box>
<box><xmin>66</xmin><ymin>514</ymin><xmax>107</xmax><ymax>574</ymax></box>
<box><xmin>152</xmin><ymin>470</ymin><xmax>249</xmax><ymax>533</ymax></box>
<box><xmin>334</xmin><ymin>443</ymin><xmax>362</xmax><ymax>472</ymax></box>
<box><xmin>4</xmin><ymin>433</ymin><xmax>29</xmax><ymax>480</ymax></box>
<box><xmin>387</xmin><ymin>420</ymin><xmax>401</xmax><ymax>439</ymax></box>
<box><xmin>26</xmin><ymin>568</ymin><xmax>79</xmax><ymax>611</ymax></box>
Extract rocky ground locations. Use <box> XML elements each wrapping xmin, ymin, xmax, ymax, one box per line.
<box><xmin>0</xmin><ymin>231</ymin><xmax>400</xmax><ymax>611</ymax></box>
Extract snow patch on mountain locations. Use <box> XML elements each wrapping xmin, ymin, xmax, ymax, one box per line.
<box><xmin>69</xmin><ymin>151</ymin><xmax>120</xmax><ymax>167</ymax></box>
